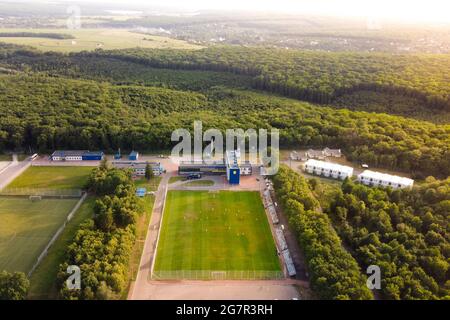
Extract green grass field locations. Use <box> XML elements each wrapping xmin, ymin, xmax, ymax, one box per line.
<box><xmin>0</xmin><ymin>28</ymin><xmax>202</xmax><ymax>52</ymax></box>
<box><xmin>0</xmin><ymin>197</ymin><xmax>78</xmax><ymax>273</ymax></box>
<box><xmin>7</xmin><ymin>166</ymin><xmax>93</xmax><ymax>190</ymax></box>
<box><xmin>134</xmin><ymin>176</ymin><xmax>162</xmax><ymax>192</ymax></box>
<box><xmin>28</xmin><ymin>197</ymin><xmax>94</xmax><ymax>299</ymax></box>
<box><xmin>154</xmin><ymin>191</ymin><xmax>280</xmax><ymax>276</ymax></box>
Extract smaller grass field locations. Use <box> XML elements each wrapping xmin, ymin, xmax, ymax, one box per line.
<box><xmin>0</xmin><ymin>197</ymin><xmax>78</xmax><ymax>273</ymax></box>
<box><xmin>7</xmin><ymin>166</ymin><xmax>92</xmax><ymax>190</ymax></box>
<box><xmin>28</xmin><ymin>197</ymin><xmax>94</xmax><ymax>299</ymax></box>
<box><xmin>134</xmin><ymin>176</ymin><xmax>162</xmax><ymax>192</ymax></box>
<box><xmin>154</xmin><ymin>191</ymin><xmax>281</xmax><ymax>279</ymax></box>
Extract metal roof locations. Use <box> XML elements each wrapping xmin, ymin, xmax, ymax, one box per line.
<box><xmin>358</xmin><ymin>170</ymin><xmax>414</xmax><ymax>186</ymax></box>
<box><xmin>305</xmin><ymin>159</ymin><xmax>353</xmax><ymax>174</ymax></box>
<box><xmin>51</xmin><ymin>150</ymin><xmax>88</xmax><ymax>157</ymax></box>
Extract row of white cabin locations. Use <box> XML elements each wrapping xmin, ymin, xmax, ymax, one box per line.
<box><xmin>304</xmin><ymin>159</ymin><xmax>414</xmax><ymax>189</ymax></box>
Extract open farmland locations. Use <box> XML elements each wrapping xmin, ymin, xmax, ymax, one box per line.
<box><xmin>0</xmin><ymin>28</ymin><xmax>202</xmax><ymax>52</ymax></box>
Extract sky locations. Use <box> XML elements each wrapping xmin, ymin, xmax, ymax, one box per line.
<box><xmin>39</xmin><ymin>0</ymin><xmax>450</xmax><ymax>23</ymax></box>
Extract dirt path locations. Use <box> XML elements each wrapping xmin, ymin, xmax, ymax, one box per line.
<box><xmin>0</xmin><ymin>156</ymin><xmax>31</xmax><ymax>190</ymax></box>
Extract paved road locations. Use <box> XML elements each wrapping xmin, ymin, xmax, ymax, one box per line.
<box><xmin>0</xmin><ymin>154</ymin><xmax>31</xmax><ymax>190</ymax></box>
<box><xmin>129</xmin><ymin>172</ymin><xmax>170</xmax><ymax>300</ymax></box>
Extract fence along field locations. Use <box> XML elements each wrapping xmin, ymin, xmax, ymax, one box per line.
<box><xmin>153</xmin><ymin>190</ymin><xmax>282</xmax><ymax>280</ymax></box>
<box><xmin>0</xmin><ymin>166</ymin><xmax>92</xmax><ymax>275</ymax></box>
<box><xmin>0</xmin><ymin>196</ymin><xmax>79</xmax><ymax>274</ymax></box>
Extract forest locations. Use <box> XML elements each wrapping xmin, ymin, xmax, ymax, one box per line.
<box><xmin>91</xmin><ymin>46</ymin><xmax>450</xmax><ymax>110</ymax></box>
<box><xmin>325</xmin><ymin>177</ymin><xmax>450</xmax><ymax>299</ymax></box>
<box><xmin>0</xmin><ymin>71</ymin><xmax>449</xmax><ymax>178</ymax></box>
<box><xmin>272</xmin><ymin>166</ymin><xmax>373</xmax><ymax>300</ymax></box>
<box><xmin>1</xmin><ymin>43</ymin><xmax>449</xmax><ymax>122</ymax></box>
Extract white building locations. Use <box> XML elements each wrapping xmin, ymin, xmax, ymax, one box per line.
<box><xmin>304</xmin><ymin>159</ymin><xmax>353</xmax><ymax>180</ymax></box>
<box><xmin>357</xmin><ymin>170</ymin><xmax>414</xmax><ymax>189</ymax></box>
<box><xmin>112</xmin><ymin>161</ymin><xmax>164</xmax><ymax>176</ymax></box>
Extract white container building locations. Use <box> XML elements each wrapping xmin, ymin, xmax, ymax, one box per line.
<box><xmin>304</xmin><ymin>159</ymin><xmax>353</xmax><ymax>180</ymax></box>
<box><xmin>357</xmin><ymin>170</ymin><xmax>414</xmax><ymax>189</ymax></box>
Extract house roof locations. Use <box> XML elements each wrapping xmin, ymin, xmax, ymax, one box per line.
<box><xmin>306</xmin><ymin>149</ymin><xmax>325</xmax><ymax>156</ymax></box>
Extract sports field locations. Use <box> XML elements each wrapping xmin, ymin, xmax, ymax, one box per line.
<box><xmin>7</xmin><ymin>166</ymin><xmax>92</xmax><ymax>190</ymax></box>
<box><xmin>154</xmin><ymin>191</ymin><xmax>281</xmax><ymax>278</ymax></box>
<box><xmin>0</xmin><ymin>28</ymin><xmax>202</xmax><ymax>52</ymax></box>
<box><xmin>0</xmin><ymin>197</ymin><xmax>78</xmax><ymax>273</ymax></box>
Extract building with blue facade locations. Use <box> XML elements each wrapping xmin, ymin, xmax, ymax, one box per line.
<box><xmin>177</xmin><ymin>151</ymin><xmax>252</xmax><ymax>185</ymax></box>
<box><xmin>225</xmin><ymin>150</ymin><xmax>241</xmax><ymax>185</ymax></box>
<box><xmin>82</xmin><ymin>151</ymin><xmax>104</xmax><ymax>161</ymax></box>
<box><xmin>136</xmin><ymin>188</ymin><xmax>146</xmax><ymax>197</ymax></box>
<box><xmin>51</xmin><ymin>150</ymin><xmax>103</xmax><ymax>161</ymax></box>
<box><xmin>129</xmin><ymin>151</ymin><xmax>139</xmax><ymax>161</ymax></box>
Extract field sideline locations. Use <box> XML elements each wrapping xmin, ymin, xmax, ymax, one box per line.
<box><xmin>0</xmin><ymin>196</ymin><xmax>79</xmax><ymax>273</ymax></box>
<box><xmin>154</xmin><ymin>191</ymin><xmax>281</xmax><ymax>278</ymax></box>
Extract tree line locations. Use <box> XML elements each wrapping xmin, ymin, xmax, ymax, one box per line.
<box><xmin>1</xmin><ymin>43</ymin><xmax>449</xmax><ymax>111</ymax></box>
<box><xmin>272</xmin><ymin>166</ymin><xmax>373</xmax><ymax>299</ymax></box>
<box><xmin>0</xmin><ymin>32</ymin><xmax>74</xmax><ymax>39</ymax></box>
<box><xmin>90</xmin><ymin>46</ymin><xmax>450</xmax><ymax>111</ymax></box>
<box><xmin>57</xmin><ymin>163</ymin><xmax>143</xmax><ymax>299</ymax></box>
<box><xmin>0</xmin><ymin>74</ymin><xmax>449</xmax><ymax>178</ymax></box>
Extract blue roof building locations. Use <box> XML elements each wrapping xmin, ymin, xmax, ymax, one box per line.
<box><xmin>136</xmin><ymin>188</ymin><xmax>146</xmax><ymax>197</ymax></box>
<box><xmin>129</xmin><ymin>151</ymin><xmax>139</xmax><ymax>161</ymax></box>
<box><xmin>82</xmin><ymin>151</ymin><xmax>104</xmax><ymax>161</ymax></box>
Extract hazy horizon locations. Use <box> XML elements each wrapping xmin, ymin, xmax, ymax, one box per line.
<box><xmin>14</xmin><ymin>0</ymin><xmax>449</xmax><ymax>24</ymax></box>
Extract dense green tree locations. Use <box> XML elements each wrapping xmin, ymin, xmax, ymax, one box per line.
<box><xmin>145</xmin><ymin>163</ymin><xmax>154</xmax><ymax>181</ymax></box>
<box><xmin>327</xmin><ymin>178</ymin><xmax>450</xmax><ymax>299</ymax></box>
<box><xmin>272</xmin><ymin>166</ymin><xmax>373</xmax><ymax>300</ymax></box>
<box><xmin>0</xmin><ymin>271</ymin><xmax>30</xmax><ymax>300</ymax></box>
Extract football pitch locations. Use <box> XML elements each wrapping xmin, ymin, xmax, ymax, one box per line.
<box><xmin>0</xmin><ymin>197</ymin><xmax>78</xmax><ymax>273</ymax></box>
<box><xmin>153</xmin><ymin>191</ymin><xmax>281</xmax><ymax>279</ymax></box>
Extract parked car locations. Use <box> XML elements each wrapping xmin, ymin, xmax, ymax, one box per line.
<box><xmin>187</xmin><ymin>173</ymin><xmax>202</xmax><ymax>180</ymax></box>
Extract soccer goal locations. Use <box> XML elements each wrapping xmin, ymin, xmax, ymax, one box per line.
<box><xmin>29</xmin><ymin>195</ymin><xmax>42</xmax><ymax>202</ymax></box>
